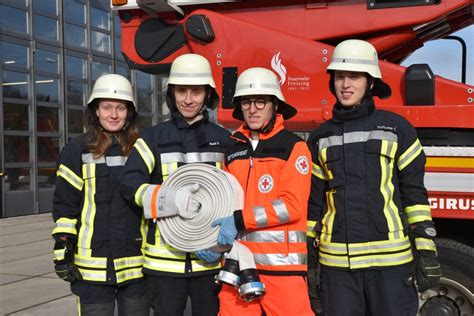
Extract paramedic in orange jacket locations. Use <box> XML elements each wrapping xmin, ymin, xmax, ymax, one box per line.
<box><xmin>206</xmin><ymin>67</ymin><xmax>314</xmax><ymax>315</ymax></box>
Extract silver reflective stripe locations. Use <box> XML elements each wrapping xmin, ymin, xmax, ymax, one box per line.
<box><xmin>236</xmin><ymin>82</ymin><xmax>280</xmax><ymax>90</ymax></box>
<box><xmin>332</xmin><ymin>57</ymin><xmax>377</xmax><ymax>66</ymax></box>
<box><xmin>253</xmin><ymin>206</ymin><xmax>268</xmax><ymax>228</ymax></box>
<box><xmin>160</xmin><ymin>152</ymin><xmax>224</xmax><ymax>164</ymax></box>
<box><xmin>348</xmin><ymin>238</ymin><xmax>410</xmax><ymax>253</ymax></box>
<box><xmin>75</xmin><ymin>256</ymin><xmax>107</xmax><ymax>267</ymax></box>
<box><xmin>106</xmin><ymin>156</ymin><xmax>127</xmax><ymax>166</ymax></box>
<box><xmin>239</xmin><ymin>230</ymin><xmax>285</xmax><ymax>242</ymax></box>
<box><xmin>319</xmin><ymin>130</ymin><xmax>397</xmax><ymax>150</ymax></box>
<box><xmin>320</xmin><ymin>243</ymin><xmax>348</xmax><ymax>254</ymax></box>
<box><xmin>169</xmin><ymin>72</ymin><xmax>212</xmax><ymax>78</ymax></box>
<box><xmin>93</xmin><ymin>88</ymin><xmax>133</xmax><ymax>97</ymax></box>
<box><xmin>398</xmin><ymin>139</ymin><xmax>422</xmax><ymax>170</ymax></box>
<box><xmin>320</xmin><ymin>255</ymin><xmax>349</xmax><ymax>266</ymax></box>
<box><xmin>81</xmin><ymin>153</ymin><xmax>127</xmax><ymax>166</ymax></box>
<box><xmin>272</xmin><ymin>199</ymin><xmax>290</xmax><ymax>224</ymax></box>
<box><xmin>79</xmin><ymin>270</ymin><xmax>107</xmax><ymax>280</ymax></box>
<box><xmin>55</xmin><ymin>222</ymin><xmax>76</xmax><ymax>229</ymax></box>
<box><xmin>117</xmin><ymin>269</ymin><xmax>143</xmax><ymax>283</ymax></box>
<box><xmin>253</xmin><ymin>253</ymin><xmax>307</xmax><ymax>266</ymax></box>
<box><xmin>114</xmin><ymin>256</ymin><xmax>144</xmax><ymax>270</ymax></box>
<box><xmin>350</xmin><ymin>251</ymin><xmax>413</xmax><ymax>266</ymax></box>
<box><xmin>82</xmin><ymin>153</ymin><xmax>105</xmax><ymax>164</ymax></box>
<box><xmin>288</xmin><ymin>230</ymin><xmax>306</xmax><ymax>243</ymax></box>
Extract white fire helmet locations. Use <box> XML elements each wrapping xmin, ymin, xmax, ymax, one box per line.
<box><xmin>232</xmin><ymin>67</ymin><xmax>296</xmax><ymax>121</ymax></box>
<box><xmin>87</xmin><ymin>74</ymin><xmax>136</xmax><ymax>108</ymax></box>
<box><xmin>327</xmin><ymin>39</ymin><xmax>391</xmax><ymax>99</ymax></box>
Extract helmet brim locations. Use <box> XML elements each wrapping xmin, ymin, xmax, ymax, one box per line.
<box><xmin>232</xmin><ymin>99</ymin><xmax>297</xmax><ymax>121</ymax></box>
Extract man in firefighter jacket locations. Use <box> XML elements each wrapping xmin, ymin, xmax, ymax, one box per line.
<box><xmin>119</xmin><ymin>54</ymin><xmax>231</xmax><ymax>316</ymax></box>
<box><xmin>307</xmin><ymin>39</ymin><xmax>442</xmax><ymax>315</ymax></box>
<box><xmin>52</xmin><ymin>74</ymin><xmax>149</xmax><ymax>315</ymax></box>
<box><xmin>205</xmin><ymin>67</ymin><xmax>314</xmax><ymax>315</ymax></box>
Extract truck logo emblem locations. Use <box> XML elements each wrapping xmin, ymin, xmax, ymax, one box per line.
<box><xmin>271</xmin><ymin>51</ymin><xmax>287</xmax><ymax>85</ymax></box>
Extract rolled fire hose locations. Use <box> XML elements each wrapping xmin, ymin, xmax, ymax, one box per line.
<box><xmin>158</xmin><ymin>163</ymin><xmax>266</xmax><ymax>300</ymax></box>
<box><xmin>157</xmin><ymin>163</ymin><xmax>244</xmax><ymax>252</ymax></box>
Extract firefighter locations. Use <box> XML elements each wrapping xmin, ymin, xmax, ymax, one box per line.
<box><xmin>307</xmin><ymin>39</ymin><xmax>442</xmax><ymax>315</ymax></box>
<box><xmin>200</xmin><ymin>67</ymin><xmax>314</xmax><ymax>315</ymax></box>
<box><xmin>52</xmin><ymin>74</ymin><xmax>149</xmax><ymax>315</ymax></box>
<box><xmin>119</xmin><ymin>54</ymin><xmax>231</xmax><ymax>316</ymax></box>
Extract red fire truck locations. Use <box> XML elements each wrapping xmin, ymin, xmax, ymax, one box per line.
<box><xmin>113</xmin><ymin>1</ymin><xmax>473</xmax><ymax>313</ymax></box>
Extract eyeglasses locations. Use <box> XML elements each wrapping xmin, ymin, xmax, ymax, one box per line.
<box><xmin>240</xmin><ymin>99</ymin><xmax>272</xmax><ymax>110</ymax></box>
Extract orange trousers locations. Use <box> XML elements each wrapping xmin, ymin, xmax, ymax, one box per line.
<box><xmin>218</xmin><ymin>275</ymin><xmax>314</xmax><ymax>316</ymax></box>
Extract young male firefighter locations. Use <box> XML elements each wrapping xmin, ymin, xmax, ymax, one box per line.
<box><xmin>52</xmin><ymin>74</ymin><xmax>149</xmax><ymax>315</ymax></box>
<box><xmin>202</xmin><ymin>67</ymin><xmax>314</xmax><ymax>315</ymax></box>
<box><xmin>119</xmin><ymin>54</ymin><xmax>231</xmax><ymax>316</ymax></box>
<box><xmin>307</xmin><ymin>39</ymin><xmax>442</xmax><ymax>315</ymax></box>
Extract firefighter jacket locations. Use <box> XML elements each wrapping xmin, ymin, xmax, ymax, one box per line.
<box><xmin>307</xmin><ymin>99</ymin><xmax>437</xmax><ymax>270</ymax></box>
<box><xmin>226</xmin><ymin>114</ymin><xmax>311</xmax><ymax>275</ymax></box>
<box><xmin>119</xmin><ymin>111</ymin><xmax>231</xmax><ymax>277</ymax></box>
<box><xmin>52</xmin><ymin>137</ymin><xmax>146</xmax><ymax>285</ymax></box>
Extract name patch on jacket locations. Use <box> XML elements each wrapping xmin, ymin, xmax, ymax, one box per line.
<box><xmin>227</xmin><ymin>149</ymin><xmax>248</xmax><ymax>163</ymax></box>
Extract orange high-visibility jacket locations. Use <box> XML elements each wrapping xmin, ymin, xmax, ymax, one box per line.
<box><xmin>225</xmin><ymin>115</ymin><xmax>311</xmax><ymax>275</ymax></box>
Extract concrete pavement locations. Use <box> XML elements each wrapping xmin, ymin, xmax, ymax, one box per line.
<box><xmin>0</xmin><ymin>213</ymin><xmax>192</xmax><ymax>316</ymax></box>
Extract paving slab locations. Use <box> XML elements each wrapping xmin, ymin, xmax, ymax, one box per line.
<box><xmin>0</xmin><ymin>228</ymin><xmax>51</xmax><ymax>248</ymax></box>
<box><xmin>0</xmin><ymin>274</ymin><xmax>31</xmax><ymax>286</ymax></box>
<box><xmin>0</xmin><ymin>276</ymin><xmax>71</xmax><ymax>315</ymax></box>
<box><xmin>0</xmin><ymin>253</ymin><xmax>53</xmax><ymax>276</ymax></box>
<box><xmin>0</xmin><ymin>240</ymin><xmax>52</xmax><ymax>264</ymax></box>
<box><xmin>8</xmin><ymin>294</ymin><xmax>76</xmax><ymax>316</ymax></box>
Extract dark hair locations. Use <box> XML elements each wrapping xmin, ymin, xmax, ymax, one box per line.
<box><xmin>82</xmin><ymin>100</ymin><xmax>138</xmax><ymax>158</ymax></box>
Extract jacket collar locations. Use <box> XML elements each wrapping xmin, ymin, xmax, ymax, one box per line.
<box><xmin>171</xmin><ymin>110</ymin><xmax>208</xmax><ymax>129</ymax></box>
<box><xmin>233</xmin><ymin>114</ymin><xmax>285</xmax><ymax>142</ymax></box>
<box><xmin>332</xmin><ymin>98</ymin><xmax>375</xmax><ymax>122</ymax></box>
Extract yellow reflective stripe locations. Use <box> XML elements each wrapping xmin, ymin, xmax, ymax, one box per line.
<box><xmin>161</xmin><ymin>162</ymin><xmax>178</xmax><ymax>181</ymax></box>
<box><xmin>140</xmin><ymin>218</ymin><xmax>147</xmax><ymax>252</ymax></box>
<box><xmin>380</xmin><ymin>140</ymin><xmax>402</xmax><ymax>240</ymax></box>
<box><xmin>77</xmin><ymin>297</ymin><xmax>81</xmax><ymax>316</ymax></box>
<box><xmin>319</xmin><ymin>148</ymin><xmax>333</xmax><ymax>180</ymax></box>
<box><xmin>415</xmin><ymin>238</ymin><xmax>437</xmax><ymax>251</ymax></box>
<box><xmin>77</xmin><ymin>164</ymin><xmax>96</xmax><ymax>253</ymax></box>
<box><xmin>54</xmin><ymin>249</ymin><xmax>66</xmax><ymax>261</ymax></box>
<box><xmin>57</xmin><ymin>164</ymin><xmax>84</xmax><ymax>190</ymax></box>
<box><xmin>52</xmin><ymin>217</ymin><xmax>78</xmax><ymax>235</ymax></box>
<box><xmin>77</xmin><ymin>267</ymin><xmax>107</xmax><ymax>282</ymax></box>
<box><xmin>74</xmin><ymin>253</ymin><xmax>107</xmax><ymax>268</ymax></box>
<box><xmin>116</xmin><ymin>267</ymin><xmax>144</xmax><ymax>284</ymax></box>
<box><xmin>349</xmin><ymin>248</ymin><xmax>413</xmax><ymax>269</ymax></box>
<box><xmin>134</xmin><ymin>138</ymin><xmax>155</xmax><ymax>174</ymax></box>
<box><xmin>320</xmin><ymin>236</ymin><xmax>411</xmax><ymax>255</ymax></box>
<box><xmin>319</xmin><ymin>252</ymin><xmax>349</xmax><ymax>268</ymax></box>
<box><xmin>398</xmin><ymin>139</ymin><xmax>422</xmax><ymax>171</ymax></box>
<box><xmin>144</xmin><ymin>257</ymin><xmax>186</xmax><ymax>273</ymax></box>
<box><xmin>216</xmin><ymin>161</ymin><xmax>222</xmax><ymax>169</ymax></box>
<box><xmin>321</xmin><ymin>190</ymin><xmax>336</xmax><ymax>242</ymax></box>
<box><xmin>114</xmin><ymin>256</ymin><xmax>144</xmax><ymax>270</ymax></box>
<box><xmin>135</xmin><ymin>183</ymin><xmax>149</xmax><ymax>207</ymax></box>
<box><xmin>192</xmin><ymin>260</ymin><xmax>221</xmax><ymax>272</ymax></box>
<box><xmin>307</xmin><ymin>220</ymin><xmax>317</xmax><ymax>238</ymax></box>
<box><xmin>145</xmin><ymin>244</ymin><xmax>187</xmax><ymax>259</ymax></box>
<box><xmin>312</xmin><ymin>162</ymin><xmax>327</xmax><ymax>180</ymax></box>
<box><xmin>320</xmin><ymin>248</ymin><xmax>413</xmax><ymax>269</ymax></box>
<box><xmin>404</xmin><ymin>204</ymin><xmax>433</xmax><ymax>224</ymax></box>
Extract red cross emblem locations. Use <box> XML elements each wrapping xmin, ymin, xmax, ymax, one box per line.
<box><xmin>258</xmin><ymin>175</ymin><xmax>273</xmax><ymax>193</ymax></box>
<box><xmin>295</xmin><ymin>156</ymin><xmax>309</xmax><ymax>174</ymax></box>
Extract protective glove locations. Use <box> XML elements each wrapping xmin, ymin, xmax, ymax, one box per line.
<box><xmin>53</xmin><ymin>236</ymin><xmax>82</xmax><ymax>282</ymax></box>
<box><xmin>196</xmin><ymin>249</ymin><xmax>222</xmax><ymax>263</ymax></box>
<box><xmin>414</xmin><ymin>250</ymin><xmax>442</xmax><ymax>293</ymax></box>
<box><xmin>157</xmin><ymin>183</ymin><xmax>201</xmax><ymax>219</ymax></box>
<box><xmin>212</xmin><ymin>215</ymin><xmax>237</xmax><ymax>246</ymax></box>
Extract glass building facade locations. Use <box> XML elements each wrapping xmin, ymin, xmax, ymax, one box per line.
<box><xmin>1</xmin><ymin>0</ymin><xmax>170</xmax><ymax>217</ymax></box>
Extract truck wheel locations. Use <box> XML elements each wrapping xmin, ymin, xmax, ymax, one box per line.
<box><xmin>418</xmin><ymin>238</ymin><xmax>474</xmax><ymax>316</ymax></box>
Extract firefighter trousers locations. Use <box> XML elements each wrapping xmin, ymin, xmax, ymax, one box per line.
<box><xmin>71</xmin><ymin>279</ymin><xmax>149</xmax><ymax>316</ymax></box>
<box><xmin>219</xmin><ymin>275</ymin><xmax>314</xmax><ymax>316</ymax></box>
<box><xmin>147</xmin><ymin>274</ymin><xmax>221</xmax><ymax>316</ymax></box>
<box><xmin>319</xmin><ymin>263</ymin><xmax>418</xmax><ymax>316</ymax></box>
